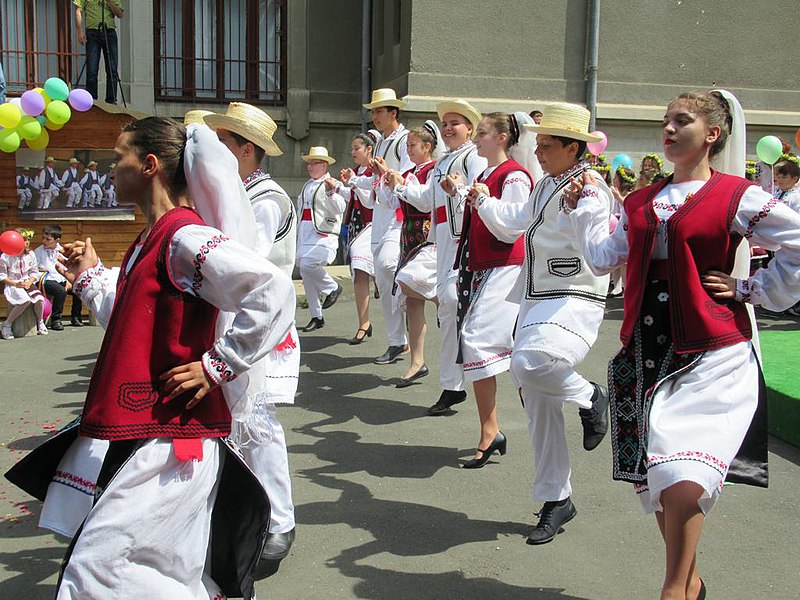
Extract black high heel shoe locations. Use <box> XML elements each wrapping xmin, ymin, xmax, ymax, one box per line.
<box><xmin>349</xmin><ymin>324</ymin><xmax>373</xmax><ymax>345</ymax></box>
<box><xmin>697</xmin><ymin>579</ymin><xmax>706</xmax><ymax>600</ymax></box>
<box><xmin>462</xmin><ymin>432</ymin><xmax>507</xmax><ymax>469</ymax></box>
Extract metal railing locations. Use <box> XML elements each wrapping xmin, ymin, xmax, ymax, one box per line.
<box><xmin>154</xmin><ymin>0</ymin><xmax>287</xmax><ymax>104</ymax></box>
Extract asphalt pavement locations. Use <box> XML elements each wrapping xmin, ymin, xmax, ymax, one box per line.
<box><xmin>0</xmin><ymin>276</ymin><xmax>798</xmax><ymax>599</ymax></box>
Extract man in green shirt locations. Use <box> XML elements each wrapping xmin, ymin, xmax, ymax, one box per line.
<box><xmin>74</xmin><ymin>0</ymin><xmax>124</xmax><ymax>104</ymax></box>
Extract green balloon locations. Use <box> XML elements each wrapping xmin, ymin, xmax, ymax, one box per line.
<box><xmin>0</xmin><ymin>128</ymin><xmax>21</xmax><ymax>153</ymax></box>
<box><xmin>0</xmin><ymin>103</ymin><xmax>22</xmax><ymax>129</ymax></box>
<box><xmin>18</xmin><ymin>115</ymin><xmax>42</xmax><ymax>141</ymax></box>
<box><xmin>46</xmin><ymin>100</ymin><xmax>72</xmax><ymax>125</ymax></box>
<box><xmin>756</xmin><ymin>135</ymin><xmax>783</xmax><ymax>165</ymax></box>
<box><xmin>44</xmin><ymin>77</ymin><xmax>70</xmax><ymax>102</ymax></box>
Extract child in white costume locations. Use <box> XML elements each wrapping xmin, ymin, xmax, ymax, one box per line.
<box><xmin>0</xmin><ymin>229</ymin><xmax>48</xmax><ymax>338</ymax></box>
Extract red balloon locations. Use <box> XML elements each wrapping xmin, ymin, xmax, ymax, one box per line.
<box><xmin>795</xmin><ymin>128</ymin><xmax>800</xmax><ymax>150</ymax></box>
<box><xmin>0</xmin><ymin>230</ymin><xmax>26</xmax><ymax>256</ymax></box>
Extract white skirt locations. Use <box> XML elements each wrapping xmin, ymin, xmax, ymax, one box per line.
<box><xmin>460</xmin><ymin>265</ymin><xmax>520</xmax><ymax>382</ymax></box>
<box><xmin>348</xmin><ymin>225</ymin><xmax>374</xmax><ymax>276</ymax></box>
<box><xmin>395</xmin><ymin>243</ymin><xmax>437</xmax><ymax>300</ymax></box>
<box><xmin>635</xmin><ymin>341</ymin><xmax>759</xmax><ymax>515</ymax></box>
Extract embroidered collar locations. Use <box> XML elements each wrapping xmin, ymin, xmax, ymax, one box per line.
<box><xmin>415</xmin><ymin>160</ymin><xmax>435</xmax><ymax>174</ymax></box>
<box><xmin>552</xmin><ymin>160</ymin><xmax>590</xmax><ymax>186</ymax></box>
<box><xmin>445</xmin><ymin>140</ymin><xmax>474</xmax><ymax>156</ymax></box>
<box><xmin>383</xmin><ymin>123</ymin><xmax>406</xmax><ymax>140</ymax></box>
<box><xmin>243</xmin><ymin>168</ymin><xmax>268</xmax><ymax>185</ymax></box>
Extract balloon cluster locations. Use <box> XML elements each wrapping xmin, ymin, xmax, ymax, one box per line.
<box><xmin>0</xmin><ymin>78</ymin><xmax>93</xmax><ymax>153</ymax></box>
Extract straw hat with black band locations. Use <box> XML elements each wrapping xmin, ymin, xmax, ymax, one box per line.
<box><xmin>523</xmin><ymin>102</ymin><xmax>603</xmax><ymax>143</ymax></box>
<box><xmin>204</xmin><ymin>102</ymin><xmax>283</xmax><ymax>157</ymax></box>
<box><xmin>435</xmin><ymin>99</ymin><xmax>482</xmax><ymax>140</ymax></box>
<box><xmin>363</xmin><ymin>88</ymin><xmax>407</xmax><ymax>110</ymax></box>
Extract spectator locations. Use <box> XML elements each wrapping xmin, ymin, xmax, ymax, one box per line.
<box><xmin>529</xmin><ymin>110</ymin><xmax>543</xmax><ymax>124</ymax></box>
<box><xmin>774</xmin><ymin>158</ymin><xmax>800</xmax><ymax>212</ymax></box>
<box><xmin>74</xmin><ymin>0</ymin><xmax>124</xmax><ymax>104</ymax></box>
<box><xmin>0</xmin><ymin>60</ymin><xmax>6</xmax><ymax>104</ymax></box>
<box><xmin>34</xmin><ymin>224</ymin><xmax>84</xmax><ymax>330</ymax></box>
<box><xmin>0</xmin><ymin>229</ymin><xmax>48</xmax><ymax>339</ymax></box>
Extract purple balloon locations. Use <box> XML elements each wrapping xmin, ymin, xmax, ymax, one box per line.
<box><xmin>68</xmin><ymin>88</ymin><xmax>94</xmax><ymax>112</ymax></box>
<box><xmin>21</xmin><ymin>90</ymin><xmax>46</xmax><ymax>117</ymax></box>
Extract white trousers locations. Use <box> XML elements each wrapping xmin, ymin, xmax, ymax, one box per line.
<box><xmin>511</xmin><ymin>347</ymin><xmax>593</xmax><ymax>502</ymax></box>
<box><xmin>17</xmin><ymin>189</ymin><xmax>31</xmax><ymax>209</ymax></box>
<box><xmin>66</xmin><ymin>184</ymin><xmax>81</xmax><ymax>208</ymax></box>
<box><xmin>38</xmin><ymin>187</ymin><xmax>56</xmax><ymax>209</ymax></box>
<box><xmin>299</xmin><ymin>255</ymin><xmax>338</xmax><ymax>318</ymax></box>
<box><xmin>105</xmin><ymin>188</ymin><xmax>117</xmax><ymax>206</ymax></box>
<box><xmin>82</xmin><ymin>186</ymin><xmax>102</xmax><ymax>207</ymax></box>
<box><xmin>240</xmin><ymin>404</ymin><xmax>295</xmax><ymax>533</ymax></box>
<box><xmin>372</xmin><ymin>232</ymin><xmax>407</xmax><ymax>346</ymax></box>
<box><xmin>436</xmin><ymin>275</ymin><xmax>464</xmax><ymax>391</ymax></box>
<box><xmin>57</xmin><ymin>438</ymin><xmax>222</xmax><ymax>599</ymax></box>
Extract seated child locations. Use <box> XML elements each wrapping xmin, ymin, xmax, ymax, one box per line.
<box><xmin>0</xmin><ymin>229</ymin><xmax>48</xmax><ymax>339</ymax></box>
<box><xmin>33</xmin><ymin>224</ymin><xmax>84</xmax><ymax>330</ymax></box>
<box><xmin>774</xmin><ymin>158</ymin><xmax>800</xmax><ymax>213</ymax></box>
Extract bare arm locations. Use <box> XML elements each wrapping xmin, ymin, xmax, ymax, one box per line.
<box><xmin>106</xmin><ymin>0</ymin><xmax>124</xmax><ymax>19</ymax></box>
<box><xmin>75</xmin><ymin>7</ymin><xmax>86</xmax><ymax>45</ymax></box>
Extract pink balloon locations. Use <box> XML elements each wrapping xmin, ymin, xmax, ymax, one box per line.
<box><xmin>21</xmin><ymin>90</ymin><xmax>46</xmax><ymax>117</ymax></box>
<box><xmin>42</xmin><ymin>297</ymin><xmax>53</xmax><ymax>322</ymax></box>
<box><xmin>586</xmin><ymin>131</ymin><xmax>608</xmax><ymax>156</ymax></box>
<box><xmin>0</xmin><ymin>230</ymin><xmax>26</xmax><ymax>256</ymax></box>
<box><xmin>68</xmin><ymin>88</ymin><xmax>94</xmax><ymax>112</ymax></box>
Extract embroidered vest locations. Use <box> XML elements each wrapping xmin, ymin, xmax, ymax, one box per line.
<box><xmin>300</xmin><ymin>179</ymin><xmax>343</xmax><ymax>235</ymax></box>
<box><xmin>400</xmin><ymin>162</ymin><xmax>434</xmax><ymax>256</ymax></box>
<box><xmin>344</xmin><ymin>167</ymin><xmax>374</xmax><ymax>237</ymax></box>
<box><xmin>458</xmin><ymin>159</ymin><xmax>529</xmax><ymax>271</ymax></box>
<box><xmin>622</xmin><ymin>172</ymin><xmax>753</xmax><ymax>353</ymax></box>
<box><xmin>245</xmin><ymin>172</ymin><xmax>297</xmax><ymax>276</ymax></box>
<box><xmin>433</xmin><ymin>144</ymin><xmax>479</xmax><ymax>239</ymax></box>
<box><xmin>375</xmin><ymin>129</ymin><xmax>409</xmax><ymax>171</ymax></box>
<box><xmin>41</xmin><ymin>168</ymin><xmax>53</xmax><ymax>189</ymax></box>
<box><xmin>63</xmin><ymin>168</ymin><xmax>77</xmax><ymax>187</ymax></box>
<box><xmin>80</xmin><ymin>207</ymin><xmax>231</xmax><ymax>440</ymax></box>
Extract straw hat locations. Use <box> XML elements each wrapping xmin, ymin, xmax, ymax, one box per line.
<box><xmin>88</xmin><ymin>160</ymin><xmax>98</xmax><ymax>167</ymax></box>
<box><xmin>184</xmin><ymin>109</ymin><xmax>215</xmax><ymax>126</ymax></box>
<box><xmin>45</xmin><ymin>156</ymin><xmax>55</xmax><ymax>163</ymax></box>
<box><xmin>109</xmin><ymin>162</ymin><xmax>117</xmax><ymax>169</ymax></box>
<box><xmin>302</xmin><ymin>146</ymin><xmax>336</xmax><ymax>165</ymax></box>
<box><xmin>523</xmin><ymin>102</ymin><xmax>603</xmax><ymax>143</ymax></box>
<box><xmin>363</xmin><ymin>88</ymin><xmax>407</xmax><ymax>110</ymax></box>
<box><xmin>435</xmin><ymin>99</ymin><xmax>482</xmax><ymax>139</ymax></box>
<box><xmin>204</xmin><ymin>102</ymin><xmax>283</xmax><ymax>156</ymax></box>
<box><xmin>69</xmin><ymin>157</ymin><xmax>78</xmax><ymax>165</ymax></box>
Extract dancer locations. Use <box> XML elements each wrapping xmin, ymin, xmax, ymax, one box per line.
<box><xmin>39</xmin><ymin>116</ymin><xmax>294</xmax><ymax>598</ymax></box>
<box><xmin>79</xmin><ymin>161</ymin><xmax>103</xmax><ymax>208</ymax></box>
<box><xmin>204</xmin><ymin>103</ymin><xmax>300</xmax><ymax>564</ymax></box>
<box><xmin>382</xmin><ymin>121</ymin><xmax>443</xmax><ymax>386</ymax></box>
<box><xmin>343</xmin><ymin>88</ymin><xmax>413</xmax><ymax>364</ymax></box>
<box><xmin>564</xmin><ymin>90</ymin><xmax>789</xmax><ymax>600</ymax></box>
<box><xmin>391</xmin><ymin>99</ymin><xmax>487</xmax><ymax>415</ymax></box>
<box><xmin>456</xmin><ymin>112</ymin><xmax>534</xmax><ymax>468</ymax></box>
<box><xmin>16</xmin><ymin>167</ymin><xmax>34</xmax><ymax>210</ymax></box>
<box><xmin>335</xmin><ymin>131</ymin><xmax>379</xmax><ymax>344</ymax></box>
<box><xmin>297</xmin><ymin>146</ymin><xmax>346</xmax><ymax>331</ymax></box>
<box><xmin>0</xmin><ymin>229</ymin><xmax>48</xmax><ymax>339</ymax></box>
<box><xmin>36</xmin><ymin>157</ymin><xmax>61</xmax><ymax>210</ymax></box>
<box><xmin>477</xmin><ymin>103</ymin><xmax>612</xmax><ymax>542</ymax></box>
<box><xmin>61</xmin><ymin>158</ymin><xmax>82</xmax><ymax>208</ymax></box>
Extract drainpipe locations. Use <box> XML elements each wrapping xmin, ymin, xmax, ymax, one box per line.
<box><xmin>586</xmin><ymin>0</ymin><xmax>600</xmax><ymax>131</ymax></box>
<box><xmin>361</xmin><ymin>0</ymin><xmax>372</xmax><ymax>132</ymax></box>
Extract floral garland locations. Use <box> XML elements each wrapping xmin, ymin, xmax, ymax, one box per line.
<box><xmin>642</xmin><ymin>152</ymin><xmax>664</xmax><ymax>170</ymax></box>
<box><xmin>615</xmin><ymin>166</ymin><xmax>636</xmax><ymax>187</ymax></box>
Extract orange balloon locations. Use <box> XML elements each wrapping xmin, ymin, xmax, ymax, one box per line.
<box><xmin>795</xmin><ymin>128</ymin><xmax>800</xmax><ymax>150</ymax></box>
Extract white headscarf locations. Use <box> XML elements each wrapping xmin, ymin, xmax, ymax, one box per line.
<box><xmin>421</xmin><ymin>119</ymin><xmax>446</xmax><ymax>161</ymax></box>
<box><xmin>508</xmin><ymin>111</ymin><xmax>543</xmax><ymax>184</ymax></box>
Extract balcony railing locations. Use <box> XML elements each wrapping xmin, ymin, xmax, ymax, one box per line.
<box><xmin>0</xmin><ymin>0</ymin><xmax>82</xmax><ymax>93</ymax></box>
<box><xmin>154</xmin><ymin>0</ymin><xmax>287</xmax><ymax>104</ymax></box>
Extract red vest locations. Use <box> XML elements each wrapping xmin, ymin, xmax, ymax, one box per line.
<box><xmin>622</xmin><ymin>171</ymin><xmax>753</xmax><ymax>353</ymax></box>
<box><xmin>401</xmin><ymin>161</ymin><xmax>435</xmax><ymax>219</ymax></box>
<box><xmin>81</xmin><ymin>207</ymin><xmax>231</xmax><ymax>440</ymax></box>
<box><xmin>344</xmin><ymin>166</ymin><xmax>373</xmax><ymax>225</ymax></box>
<box><xmin>459</xmin><ymin>159</ymin><xmax>530</xmax><ymax>271</ymax></box>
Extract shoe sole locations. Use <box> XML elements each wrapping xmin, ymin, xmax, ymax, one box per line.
<box><xmin>526</xmin><ymin>508</ymin><xmax>577</xmax><ymax>545</ymax></box>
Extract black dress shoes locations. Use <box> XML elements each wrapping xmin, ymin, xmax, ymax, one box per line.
<box><xmin>302</xmin><ymin>317</ymin><xmax>325</xmax><ymax>332</ymax></box>
<box><xmin>349</xmin><ymin>323</ymin><xmax>373</xmax><ymax>345</ymax></box>
<box><xmin>526</xmin><ymin>497</ymin><xmax>577</xmax><ymax>545</ymax></box>
<box><xmin>396</xmin><ymin>364</ymin><xmax>429</xmax><ymax>388</ymax></box>
<box><xmin>70</xmin><ymin>317</ymin><xmax>83</xmax><ymax>327</ymax></box>
<box><xmin>374</xmin><ymin>345</ymin><xmax>408</xmax><ymax>364</ymax></box>
<box><xmin>50</xmin><ymin>319</ymin><xmax>64</xmax><ymax>331</ymax></box>
<box><xmin>260</xmin><ymin>527</ymin><xmax>295</xmax><ymax>561</ymax></box>
<box><xmin>427</xmin><ymin>389</ymin><xmax>467</xmax><ymax>415</ymax></box>
<box><xmin>321</xmin><ymin>283</ymin><xmax>343</xmax><ymax>309</ymax></box>
<box><xmin>579</xmin><ymin>382</ymin><xmax>609</xmax><ymax>450</ymax></box>
<box><xmin>462</xmin><ymin>431</ymin><xmax>507</xmax><ymax>469</ymax></box>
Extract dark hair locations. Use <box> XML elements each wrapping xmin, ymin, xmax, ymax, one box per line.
<box><xmin>483</xmin><ymin>112</ymin><xmax>519</xmax><ymax>149</ymax></box>
<box><xmin>530</xmin><ymin>110</ymin><xmax>543</xmax><ymax>118</ymax></box>
<box><xmin>228</xmin><ymin>130</ymin><xmax>266</xmax><ymax>164</ymax></box>
<box><xmin>614</xmin><ymin>166</ymin><xmax>637</xmax><ymax>193</ymax></box>
<box><xmin>673</xmin><ymin>91</ymin><xmax>732</xmax><ymax>160</ymax></box>
<box><xmin>122</xmin><ymin>117</ymin><xmax>188</xmax><ymax>197</ymax></box>
<box><xmin>775</xmin><ymin>159</ymin><xmax>800</xmax><ymax>180</ymax></box>
<box><xmin>553</xmin><ymin>136</ymin><xmax>587</xmax><ymax>161</ymax></box>
<box><xmin>387</xmin><ymin>106</ymin><xmax>400</xmax><ymax>121</ymax></box>
<box><xmin>352</xmin><ymin>133</ymin><xmax>376</xmax><ymax>153</ymax></box>
<box><xmin>42</xmin><ymin>224</ymin><xmax>63</xmax><ymax>238</ymax></box>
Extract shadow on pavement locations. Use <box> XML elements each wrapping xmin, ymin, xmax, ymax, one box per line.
<box><xmin>0</xmin><ymin>545</ymin><xmax>63</xmax><ymax>600</ymax></box>
<box><xmin>769</xmin><ymin>435</ymin><xmax>800</xmax><ymax>467</ymax></box>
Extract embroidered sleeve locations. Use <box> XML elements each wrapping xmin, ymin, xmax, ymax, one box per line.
<box><xmin>394</xmin><ymin>176</ymin><xmax>434</xmax><ymax>213</ymax></box>
<box><xmin>565</xmin><ymin>181</ymin><xmax>627</xmax><ymax>275</ymax></box>
<box><xmin>74</xmin><ymin>261</ymin><xmax>119</xmax><ymax>329</ymax></box>
<box><xmin>477</xmin><ymin>169</ymin><xmax>533</xmax><ymax>243</ymax></box>
<box><xmin>733</xmin><ymin>186</ymin><xmax>800</xmax><ymax>311</ymax></box>
<box><xmin>202</xmin><ymin>347</ymin><xmax>238</xmax><ymax>384</ymax></box>
<box><xmin>735</xmin><ymin>279</ymin><xmax>751</xmax><ymax>303</ymax></box>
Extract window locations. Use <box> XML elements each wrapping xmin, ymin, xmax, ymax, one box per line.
<box><xmin>154</xmin><ymin>0</ymin><xmax>286</xmax><ymax>104</ymax></box>
<box><xmin>0</xmin><ymin>0</ymin><xmax>80</xmax><ymax>92</ymax></box>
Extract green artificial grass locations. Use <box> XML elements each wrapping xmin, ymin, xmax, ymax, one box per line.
<box><xmin>759</xmin><ymin>330</ymin><xmax>800</xmax><ymax>447</ymax></box>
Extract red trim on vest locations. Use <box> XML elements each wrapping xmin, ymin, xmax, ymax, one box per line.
<box><xmin>302</xmin><ymin>208</ymin><xmax>312</xmax><ymax>221</ymax></box>
<box><xmin>80</xmin><ymin>207</ymin><xmax>231</xmax><ymax>441</ymax></box>
<box><xmin>459</xmin><ymin>159</ymin><xmax>530</xmax><ymax>271</ymax></box>
<box><xmin>344</xmin><ymin>166</ymin><xmax>373</xmax><ymax>225</ymax></box>
<box><xmin>622</xmin><ymin>171</ymin><xmax>753</xmax><ymax>353</ymax></box>
<box><xmin>435</xmin><ymin>205</ymin><xmax>447</xmax><ymax>224</ymax></box>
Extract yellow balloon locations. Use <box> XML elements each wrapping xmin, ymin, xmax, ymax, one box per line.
<box><xmin>0</xmin><ymin>103</ymin><xmax>22</xmax><ymax>129</ymax></box>
<box><xmin>17</xmin><ymin>115</ymin><xmax>42</xmax><ymax>140</ymax></box>
<box><xmin>27</xmin><ymin>128</ymin><xmax>50</xmax><ymax>151</ymax></box>
<box><xmin>45</xmin><ymin>118</ymin><xmax>65</xmax><ymax>131</ymax></box>
<box><xmin>33</xmin><ymin>87</ymin><xmax>51</xmax><ymax>105</ymax></box>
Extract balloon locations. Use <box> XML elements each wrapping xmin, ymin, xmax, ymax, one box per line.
<box><xmin>21</xmin><ymin>90</ymin><xmax>46</xmax><ymax>117</ymax></box>
<box><xmin>42</xmin><ymin>297</ymin><xmax>53</xmax><ymax>322</ymax></box>
<box><xmin>36</xmin><ymin>115</ymin><xmax>47</xmax><ymax>126</ymax></box>
<box><xmin>0</xmin><ymin>230</ymin><xmax>25</xmax><ymax>256</ymax></box>
<box><xmin>611</xmin><ymin>153</ymin><xmax>634</xmax><ymax>173</ymax></box>
<box><xmin>44</xmin><ymin>77</ymin><xmax>70</xmax><ymax>102</ymax></box>
<box><xmin>33</xmin><ymin>87</ymin><xmax>52</xmax><ymax>105</ymax></box>
<box><xmin>46</xmin><ymin>100</ymin><xmax>71</xmax><ymax>125</ymax></box>
<box><xmin>796</xmin><ymin>128</ymin><xmax>800</xmax><ymax>151</ymax></box>
<box><xmin>756</xmin><ymin>135</ymin><xmax>783</xmax><ymax>165</ymax></box>
<box><xmin>45</xmin><ymin>118</ymin><xmax>65</xmax><ymax>131</ymax></box>
<box><xmin>0</xmin><ymin>128</ymin><xmax>20</xmax><ymax>153</ymax></box>
<box><xmin>68</xmin><ymin>88</ymin><xmax>94</xmax><ymax>112</ymax></box>
<box><xmin>27</xmin><ymin>128</ymin><xmax>50</xmax><ymax>151</ymax></box>
<box><xmin>17</xmin><ymin>115</ymin><xmax>42</xmax><ymax>141</ymax></box>
<box><xmin>586</xmin><ymin>131</ymin><xmax>608</xmax><ymax>156</ymax></box>
<box><xmin>0</xmin><ymin>103</ymin><xmax>22</xmax><ymax>129</ymax></box>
